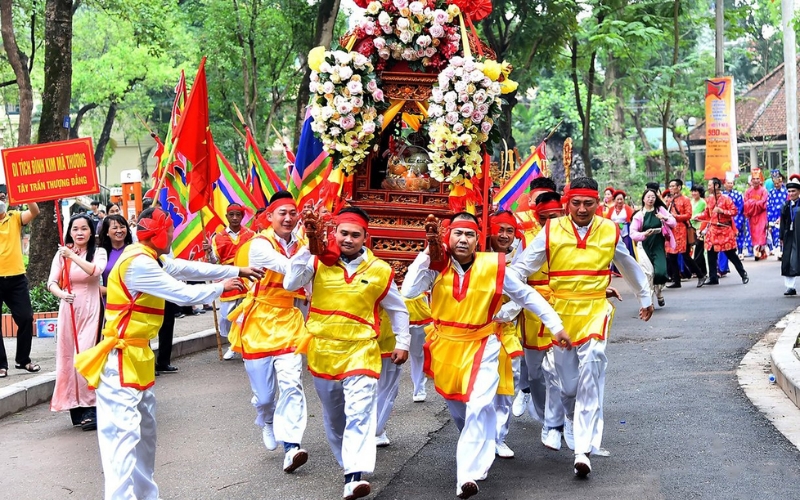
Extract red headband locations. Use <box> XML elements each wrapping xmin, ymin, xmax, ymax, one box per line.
<box><xmin>490</xmin><ymin>212</ymin><xmax>523</xmax><ymax>239</ymax></box>
<box><xmin>336</xmin><ymin>212</ymin><xmax>369</xmax><ymax>230</ymax></box>
<box><xmin>137</xmin><ymin>209</ymin><xmax>171</xmax><ymax>249</ymax></box>
<box><xmin>536</xmin><ymin>200</ymin><xmax>563</xmax><ymax>213</ymax></box>
<box><xmin>613</xmin><ymin>190</ymin><xmax>627</xmax><ymax>199</ymax></box>
<box><xmin>267</xmin><ymin>198</ymin><xmax>298</xmax><ymax>214</ymax></box>
<box><xmin>564</xmin><ymin>188</ymin><xmax>599</xmax><ymax>200</ymax></box>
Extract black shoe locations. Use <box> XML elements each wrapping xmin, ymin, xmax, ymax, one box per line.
<box><xmin>155</xmin><ymin>365</ymin><xmax>179</xmax><ymax>374</ymax></box>
<box><xmin>174</xmin><ymin>312</ymin><xmax>185</xmax><ymax>319</ymax></box>
<box><xmin>80</xmin><ymin>408</ymin><xmax>97</xmax><ymax>431</ymax></box>
<box><xmin>784</xmin><ymin>288</ymin><xmax>797</xmax><ymax>296</ymax></box>
<box><xmin>666</xmin><ymin>282</ymin><xmax>681</xmax><ymax>289</ymax></box>
<box><xmin>657</xmin><ymin>297</ymin><xmax>665</xmax><ymax>307</ymax></box>
<box><xmin>697</xmin><ymin>276</ymin><xmax>706</xmax><ymax>288</ymax></box>
<box><xmin>741</xmin><ymin>273</ymin><xmax>749</xmax><ymax>285</ymax></box>
<box><xmin>704</xmin><ymin>278</ymin><xmax>720</xmax><ymax>286</ymax></box>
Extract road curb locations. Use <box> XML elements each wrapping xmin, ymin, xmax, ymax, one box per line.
<box><xmin>771</xmin><ymin>308</ymin><xmax>800</xmax><ymax>409</ymax></box>
<box><xmin>0</xmin><ymin>328</ymin><xmax>221</xmax><ymax>420</ymax></box>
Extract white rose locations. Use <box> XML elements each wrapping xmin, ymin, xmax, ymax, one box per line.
<box><xmin>378</xmin><ymin>11</ymin><xmax>391</xmax><ymax>26</ymax></box>
<box><xmin>373</xmin><ymin>37</ymin><xmax>386</xmax><ymax>50</ymax></box>
<box><xmin>322</xmin><ymin>81</ymin><xmax>335</xmax><ymax>94</ymax></box>
<box><xmin>444</xmin><ymin>91</ymin><xmax>457</xmax><ymax>103</ymax></box>
<box><xmin>445</xmin><ymin>101</ymin><xmax>456</xmax><ymax>112</ymax></box>
<box><xmin>321</xmin><ymin>106</ymin><xmax>334</xmax><ymax>120</ymax></box>
<box><xmin>339</xmin><ymin>66</ymin><xmax>353</xmax><ymax>80</ymax></box>
<box><xmin>319</xmin><ymin>62</ymin><xmax>331</xmax><ymax>73</ymax></box>
<box><xmin>399</xmin><ymin>30</ymin><xmax>413</xmax><ymax>44</ymax></box>
<box><xmin>416</xmin><ymin>35</ymin><xmax>431</xmax><ymax>48</ymax></box>
<box><xmin>409</xmin><ymin>1</ymin><xmax>424</xmax><ymax>15</ymax></box>
<box><xmin>454</xmin><ymin>81</ymin><xmax>467</xmax><ymax>93</ymax></box>
<box><xmin>397</xmin><ymin>17</ymin><xmax>410</xmax><ymax>30</ymax></box>
<box><xmin>366</xmin><ymin>1</ymin><xmax>381</xmax><ymax>15</ymax></box>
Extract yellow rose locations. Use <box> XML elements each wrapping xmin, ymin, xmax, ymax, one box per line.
<box><xmin>482</xmin><ymin>60</ymin><xmax>502</xmax><ymax>81</ymax></box>
<box><xmin>308</xmin><ymin>46</ymin><xmax>327</xmax><ymax>72</ymax></box>
<box><xmin>500</xmin><ymin>78</ymin><xmax>519</xmax><ymax>94</ymax></box>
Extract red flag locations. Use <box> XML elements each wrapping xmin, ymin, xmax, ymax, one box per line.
<box><xmin>174</xmin><ymin>57</ymin><xmax>219</xmax><ymax>213</ymax></box>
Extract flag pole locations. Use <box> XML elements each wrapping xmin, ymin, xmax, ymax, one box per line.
<box><xmin>198</xmin><ymin>208</ymin><xmax>224</xmax><ymax>361</ymax></box>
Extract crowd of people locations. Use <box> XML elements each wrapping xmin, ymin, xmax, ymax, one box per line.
<box><xmin>0</xmin><ymin>166</ymin><xmax>798</xmax><ymax>500</ymax></box>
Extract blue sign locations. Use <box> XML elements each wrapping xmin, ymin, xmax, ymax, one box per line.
<box><xmin>36</xmin><ymin>317</ymin><xmax>57</xmax><ymax>338</ymax></box>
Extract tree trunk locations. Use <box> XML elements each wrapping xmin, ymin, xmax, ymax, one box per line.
<box><xmin>0</xmin><ymin>0</ymin><xmax>34</xmax><ymax>146</ymax></box>
<box><xmin>630</xmin><ymin>108</ymin><xmax>662</xmax><ymax>173</ymax></box>
<box><xmin>570</xmin><ymin>35</ymin><xmax>598</xmax><ymax>180</ymax></box>
<box><xmin>69</xmin><ymin>102</ymin><xmax>97</xmax><ymax>138</ymax></box>
<box><xmin>293</xmin><ymin>0</ymin><xmax>341</xmax><ymax>150</ymax></box>
<box><xmin>94</xmin><ymin>101</ymin><xmax>117</xmax><ymax>167</ymax></box>
<box><xmin>28</xmin><ymin>0</ymin><xmax>73</xmax><ymax>286</ymax></box>
<box><xmin>662</xmin><ymin>0</ymin><xmax>681</xmax><ymax>185</ymax></box>
<box><xmin>500</xmin><ymin>90</ymin><xmax>517</xmax><ymax>152</ymax></box>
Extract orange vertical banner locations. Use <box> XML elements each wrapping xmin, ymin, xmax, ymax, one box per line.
<box><xmin>704</xmin><ymin>76</ymin><xmax>739</xmax><ymax>180</ymax></box>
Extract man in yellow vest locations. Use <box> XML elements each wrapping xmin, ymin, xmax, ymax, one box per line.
<box><xmin>402</xmin><ymin>212</ymin><xmax>569</xmax><ymax>499</ymax></box>
<box><xmin>486</xmin><ymin>210</ymin><xmax>524</xmax><ymax>460</ymax></box>
<box><xmin>284</xmin><ymin>206</ymin><xmax>409</xmax><ymax>500</ymax></box>
<box><xmin>227</xmin><ymin>191</ymin><xmax>311</xmax><ymax>473</ymax></box>
<box><xmin>205</xmin><ymin>202</ymin><xmax>256</xmax><ymax>360</ymax></box>
<box><xmin>74</xmin><ymin>207</ymin><xmax>264</xmax><ymax>500</ymax></box>
<box><xmin>516</xmin><ymin>176</ymin><xmax>559</xmax><ymax>234</ymax></box>
<box><xmin>510</xmin><ymin>177</ymin><xmax>653</xmax><ymax>478</ymax></box>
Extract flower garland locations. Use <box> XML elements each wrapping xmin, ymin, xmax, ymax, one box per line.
<box><xmin>353</xmin><ymin>0</ymin><xmax>461</xmax><ymax>71</ymax></box>
<box><xmin>427</xmin><ymin>56</ymin><xmax>516</xmax><ymax>183</ymax></box>
<box><xmin>308</xmin><ymin>48</ymin><xmax>385</xmax><ymax>175</ymax></box>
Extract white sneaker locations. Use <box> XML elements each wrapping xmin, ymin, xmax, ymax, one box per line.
<box><xmin>343</xmin><ymin>480</ymin><xmax>370</xmax><ymax>500</ymax></box>
<box><xmin>495</xmin><ymin>441</ymin><xmax>515</xmax><ymax>458</ymax></box>
<box><xmin>477</xmin><ymin>470</ymin><xmax>488</xmax><ymax>481</ymax></box>
<box><xmin>564</xmin><ymin>418</ymin><xmax>575</xmax><ymax>450</ymax></box>
<box><xmin>574</xmin><ymin>453</ymin><xmax>591</xmax><ymax>477</ymax></box>
<box><xmin>456</xmin><ymin>481</ymin><xmax>479</xmax><ymax>499</ymax></box>
<box><xmin>261</xmin><ymin>423</ymin><xmax>277</xmax><ymax>451</ymax></box>
<box><xmin>223</xmin><ymin>348</ymin><xmax>235</xmax><ymax>360</ymax></box>
<box><xmin>412</xmin><ymin>392</ymin><xmax>427</xmax><ymax>402</ymax></box>
<box><xmin>376</xmin><ymin>431</ymin><xmax>391</xmax><ymax>447</ymax></box>
<box><xmin>542</xmin><ymin>427</ymin><xmax>562</xmax><ymax>451</ymax></box>
<box><xmin>511</xmin><ymin>391</ymin><xmax>529</xmax><ymax>417</ymax></box>
<box><xmin>593</xmin><ymin>447</ymin><xmax>611</xmax><ymax>457</ymax></box>
<box><xmin>283</xmin><ymin>447</ymin><xmax>308</xmax><ymax>473</ymax></box>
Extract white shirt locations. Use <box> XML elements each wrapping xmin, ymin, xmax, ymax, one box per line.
<box><xmin>401</xmin><ymin>252</ymin><xmax>564</xmax><ymax>333</ymax></box>
<box><xmin>509</xmin><ymin>218</ymin><xmax>652</xmax><ymax>308</ymax></box>
<box><xmin>123</xmin><ymin>253</ymin><xmax>240</xmax><ymax>307</ymax></box>
<box><xmin>283</xmin><ymin>246</ymin><xmax>411</xmax><ymax>351</ymax></box>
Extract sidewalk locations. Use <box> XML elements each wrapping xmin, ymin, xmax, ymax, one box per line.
<box><xmin>0</xmin><ymin>311</ymin><xmax>225</xmax><ymax>419</ymax></box>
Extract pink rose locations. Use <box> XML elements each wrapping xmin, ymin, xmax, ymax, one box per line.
<box><xmin>340</xmin><ymin>115</ymin><xmax>357</xmax><ymax>130</ymax></box>
<box><xmin>429</xmin><ymin>24</ymin><xmax>445</xmax><ymax>38</ymax></box>
<box><xmin>481</xmin><ymin>121</ymin><xmax>492</xmax><ymax>134</ymax></box>
<box><xmin>433</xmin><ymin>9</ymin><xmax>448</xmax><ymax>24</ymax></box>
<box><xmin>347</xmin><ymin>80</ymin><xmax>363</xmax><ymax>94</ymax></box>
<box><xmin>372</xmin><ymin>89</ymin><xmax>385</xmax><ymax>102</ymax></box>
<box><xmin>367</xmin><ymin>80</ymin><xmax>379</xmax><ymax>92</ymax></box>
<box><xmin>460</xmin><ymin>102</ymin><xmax>475</xmax><ymax>117</ymax></box>
<box><xmin>445</xmin><ymin>112</ymin><xmax>459</xmax><ymax>125</ymax></box>
<box><xmin>373</xmin><ymin>37</ymin><xmax>386</xmax><ymax>50</ymax></box>
<box><xmin>472</xmin><ymin>111</ymin><xmax>484</xmax><ymax>122</ymax></box>
<box><xmin>424</xmin><ymin>47</ymin><xmax>436</xmax><ymax>57</ymax></box>
<box><xmin>363</xmin><ymin>120</ymin><xmax>376</xmax><ymax>134</ymax></box>
<box><xmin>393</xmin><ymin>0</ymin><xmax>408</xmax><ymax>9</ymax></box>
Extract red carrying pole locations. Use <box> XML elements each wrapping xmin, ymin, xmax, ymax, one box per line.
<box><xmin>480</xmin><ymin>152</ymin><xmax>491</xmax><ymax>250</ymax></box>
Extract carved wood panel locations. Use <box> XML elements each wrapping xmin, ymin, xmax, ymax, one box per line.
<box><xmin>371</xmin><ymin>238</ymin><xmax>425</xmax><ymax>253</ymax></box>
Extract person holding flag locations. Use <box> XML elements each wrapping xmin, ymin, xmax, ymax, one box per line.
<box><xmin>204</xmin><ymin>203</ymin><xmax>256</xmax><ymax>360</ymax></box>
<box><xmin>283</xmin><ymin>206</ymin><xmax>410</xmax><ymax>500</ymax></box>
<box><xmin>402</xmin><ymin>212</ymin><xmax>568</xmax><ymax>499</ymax></box>
<box><xmin>74</xmin><ymin>207</ymin><xmax>264</xmax><ymax>500</ymax></box>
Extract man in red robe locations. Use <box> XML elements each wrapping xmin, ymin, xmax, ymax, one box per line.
<box><xmin>744</xmin><ymin>168</ymin><xmax>769</xmax><ymax>260</ymax></box>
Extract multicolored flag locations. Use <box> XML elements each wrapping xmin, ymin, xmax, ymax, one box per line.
<box><xmin>288</xmin><ymin>111</ymin><xmax>332</xmax><ymax>208</ymax></box>
<box><xmin>213</xmin><ymin>146</ymin><xmax>259</xmax><ymax>223</ymax></box>
<box><xmin>495</xmin><ymin>141</ymin><xmax>546</xmax><ymax>211</ymax></box>
<box><xmin>173</xmin><ymin>57</ymin><xmax>220</xmax><ymax>213</ymax></box>
<box><xmin>244</xmin><ymin>128</ymin><xmax>286</xmax><ymax>208</ymax></box>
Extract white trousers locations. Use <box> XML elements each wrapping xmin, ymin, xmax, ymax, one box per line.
<box><xmin>785</xmin><ymin>276</ymin><xmax>796</xmax><ymax>289</ymax></box>
<box><xmin>445</xmin><ymin>335</ymin><xmax>500</xmax><ymax>487</ymax></box>
<box><xmin>244</xmin><ymin>353</ymin><xmax>307</xmax><ymax>445</ymax></box>
<box><xmin>376</xmin><ymin>357</ymin><xmax>402</xmax><ymax>435</ymax></box>
<box><xmin>219</xmin><ymin>298</ymin><xmax>242</xmax><ymax>338</ymax></box>
<box><xmin>313</xmin><ymin>375</ymin><xmax>378</xmax><ymax>474</ymax></box>
<box><xmin>494</xmin><ymin>356</ymin><xmax>520</xmax><ymax>444</ymax></box>
<box><xmin>524</xmin><ymin>348</ymin><xmax>565</xmax><ymax>429</ymax></box>
<box><xmin>541</xmin><ymin>349</ymin><xmax>565</xmax><ymax>429</ymax></box>
<box><xmin>553</xmin><ymin>339</ymin><xmax>607</xmax><ymax>455</ymax></box>
<box><xmin>96</xmin><ymin>351</ymin><xmax>158</xmax><ymax>500</ymax></box>
<box><xmin>408</xmin><ymin>325</ymin><xmax>427</xmax><ymax>397</ymax></box>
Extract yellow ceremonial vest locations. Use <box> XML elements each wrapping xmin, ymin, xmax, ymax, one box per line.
<box><xmin>517</xmin><ymin>209</ymin><xmax>541</xmax><ymax>238</ymax></box>
<box><xmin>215</xmin><ymin>228</ymin><xmax>255</xmax><ymax>301</ymax></box>
<box><xmin>74</xmin><ymin>244</ymin><xmax>164</xmax><ymax>390</ymax></box>
<box><xmin>377</xmin><ymin>294</ymin><xmax>432</xmax><ymax>356</ymax></box>
<box><xmin>546</xmin><ymin>215</ymin><xmax>617</xmax><ymax>346</ymax></box>
<box><xmin>425</xmin><ymin>252</ymin><xmax>504</xmax><ymax>402</ymax></box>
<box><xmin>302</xmin><ymin>249</ymin><xmax>394</xmax><ymax>380</ymax></box>
<box><xmin>519</xmin><ymin>226</ymin><xmax>556</xmax><ymax>351</ymax></box>
<box><xmin>227</xmin><ymin>230</ymin><xmax>307</xmax><ymax>359</ymax></box>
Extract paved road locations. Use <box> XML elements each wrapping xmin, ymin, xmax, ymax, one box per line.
<box><xmin>1</xmin><ymin>258</ymin><xmax>799</xmax><ymax>499</ymax></box>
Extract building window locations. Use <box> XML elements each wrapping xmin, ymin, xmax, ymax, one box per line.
<box><xmin>4</xmin><ymin>102</ymin><xmax>20</xmax><ymax>115</ymax></box>
<box><xmin>769</xmin><ymin>150</ymin><xmax>784</xmax><ymax>171</ymax></box>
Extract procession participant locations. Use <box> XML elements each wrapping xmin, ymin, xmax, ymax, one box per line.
<box><xmin>47</xmin><ymin>215</ymin><xmax>108</xmax><ymax>430</ymax></box>
<box><xmin>402</xmin><ymin>212</ymin><xmax>568</xmax><ymax>499</ymax></box>
<box><xmin>226</xmin><ymin>191</ymin><xmax>310</xmax><ymax>473</ymax></box>
<box><xmin>283</xmin><ymin>206</ymin><xmax>410</xmax><ymax>500</ymax></box>
<box><xmin>487</xmin><ymin>210</ymin><xmax>524</xmax><ymax>459</ymax></box>
<box><xmin>514</xmin><ymin>191</ymin><xmax>572</xmax><ymax>450</ymax></box>
<box><xmin>203</xmin><ymin>203</ymin><xmax>256</xmax><ymax>360</ymax></box>
<box><xmin>745</xmin><ymin>168</ymin><xmax>769</xmax><ymax>260</ymax></box>
<box><xmin>721</xmin><ymin>173</ymin><xmax>750</xmax><ymax>264</ymax></box>
<box><xmin>73</xmin><ymin>207</ymin><xmax>264</xmax><ymax>500</ymax></box>
<box><xmin>510</xmin><ymin>177</ymin><xmax>653</xmax><ymax>478</ymax></box>
<box><xmin>769</xmin><ymin>171</ymin><xmax>788</xmax><ymax>259</ymax></box>
<box><xmin>516</xmin><ymin>176</ymin><xmax>558</xmax><ymax>234</ymax></box>
<box><xmin>666</xmin><ymin>179</ymin><xmax>706</xmax><ymax>288</ymax></box>
<box><xmin>694</xmin><ymin>178</ymin><xmax>750</xmax><ymax>285</ymax></box>
<box><xmin>0</xmin><ymin>193</ymin><xmax>40</xmax><ymax>378</ymax></box>
<box><xmin>779</xmin><ymin>175</ymin><xmax>800</xmax><ymax>295</ymax></box>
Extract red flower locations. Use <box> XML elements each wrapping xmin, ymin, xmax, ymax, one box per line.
<box><xmin>447</xmin><ymin>0</ymin><xmax>493</xmax><ymax>21</ymax></box>
<box><xmin>353</xmin><ymin>0</ymin><xmax>370</xmax><ymax>7</ymax></box>
<box><xmin>357</xmin><ymin>39</ymin><xmax>375</xmax><ymax>57</ymax></box>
